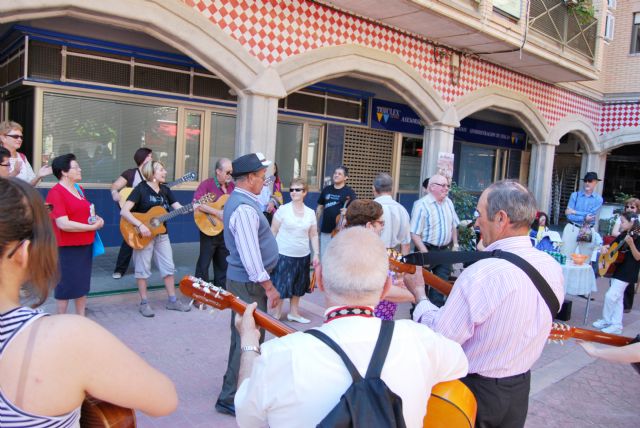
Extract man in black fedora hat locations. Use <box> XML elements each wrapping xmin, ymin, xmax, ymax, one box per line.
<box><xmin>215</xmin><ymin>152</ymin><xmax>281</xmax><ymax>417</ymax></box>
<box><xmin>561</xmin><ymin>171</ymin><xmax>603</xmax><ymax>256</ymax></box>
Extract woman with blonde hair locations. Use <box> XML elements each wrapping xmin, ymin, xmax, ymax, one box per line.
<box><xmin>0</xmin><ymin>177</ymin><xmax>177</xmax><ymax>426</ymax></box>
<box><xmin>0</xmin><ymin>121</ymin><xmax>51</xmax><ymax>185</ymax></box>
<box><xmin>121</xmin><ymin>160</ymin><xmax>192</xmax><ymax>317</ymax></box>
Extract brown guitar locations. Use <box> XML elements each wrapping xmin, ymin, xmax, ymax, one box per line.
<box><xmin>331</xmin><ymin>196</ymin><xmax>351</xmax><ymax>237</ymax></box>
<box><xmin>193</xmin><ymin>194</ymin><xmax>230</xmax><ymax>236</ymax></box>
<box><xmin>387</xmin><ymin>251</ymin><xmax>453</xmax><ymax>297</ymax></box>
<box><xmin>120</xmin><ymin>193</ymin><xmax>215</xmax><ymax>250</ymax></box>
<box><xmin>81</xmin><ymin>396</ymin><xmax>136</xmax><ymax>428</ymax></box>
<box><xmin>179</xmin><ymin>275</ymin><xmax>477</xmax><ymax>428</ymax></box>
<box><xmin>597</xmin><ymin>220</ymin><xmax>640</xmax><ymax>277</ymax></box>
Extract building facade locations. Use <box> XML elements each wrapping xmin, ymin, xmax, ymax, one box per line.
<box><xmin>1</xmin><ymin>0</ymin><xmax>638</xmax><ymax>248</ymax></box>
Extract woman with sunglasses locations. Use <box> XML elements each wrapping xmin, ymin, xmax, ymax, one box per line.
<box><xmin>270</xmin><ymin>178</ymin><xmax>319</xmax><ymax>323</ymax></box>
<box><xmin>0</xmin><ymin>121</ymin><xmax>52</xmax><ymax>186</ymax></box>
<box><xmin>45</xmin><ymin>154</ymin><xmax>104</xmax><ymax>316</ymax></box>
<box><xmin>0</xmin><ymin>177</ymin><xmax>177</xmax><ymax>427</ymax></box>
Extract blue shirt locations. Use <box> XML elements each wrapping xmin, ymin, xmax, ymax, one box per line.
<box><xmin>566</xmin><ymin>191</ymin><xmax>603</xmax><ymax>225</ymax></box>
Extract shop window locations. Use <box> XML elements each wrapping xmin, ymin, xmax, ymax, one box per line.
<box><xmin>458</xmin><ymin>144</ymin><xmax>495</xmax><ymax>193</ymax></box>
<box><xmin>632</xmin><ymin>13</ymin><xmax>640</xmax><ymax>54</ymax></box>
<box><xmin>42</xmin><ymin>93</ymin><xmax>177</xmax><ymax>183</ymax></box>
<box><xmin>399</xmin><ymin>136</ymin><xmax>423</xmax><ymax>192</ymax></box>
<box><xmin>281</xmin><ymin>87</ymin><xmax>365</xmax><ymax>123</ymax></box>
<box><xmin>274</xmin><ymin>121</ymin><xmax>322</xmax><ymax>190</ymax></box>
<box><xmin>287</xmin><ymin>91</ymin><xmax>325</xmax><ymax>115</ymax></box>
<box><xmin>184</xmin><ymin>111</ymin><xmax>202</xmax><ymax>176</ymax></box>
<box><xmin>208</xmin><ymin>113</ymin><xmax>236</xmax><ymax>171</ymax></box>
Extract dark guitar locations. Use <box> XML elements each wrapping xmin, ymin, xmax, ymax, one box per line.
<box><xmin>598</xmin><ymin>220</ymin><xmax>640</xmax><ymax>277</ymax></box>
<box><xmin>179</xmin><ymin>275</ymin><xmax>477</xmax><ymax>428</ymax></box>
<box><xmin>118</xmin><ymin>171</ymin><xmax>196</xmax><ymax>209</ymax></box>
<box><xmin>120</xmin><ymin>193</ymin><xmax>215</xmax><ymax>249</ymax></box>
<box><xmin>81</xmin><ymin>396</ymin><xmax>136</xmax><ymax>428</ymax></box>
<box><xmin>331</xmin><ymin>196</ymin><xmax>351</xmax><ymax>237</ymax></box>
<box><xmin>193</xmin><ymin>194</ymin><xmax>230</xmax><ymax>236</ymax></box>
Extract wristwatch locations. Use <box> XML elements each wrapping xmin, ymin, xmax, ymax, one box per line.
<box><xmin>241</xmin><ymin>345</ymin><xmax>261</xmax><ymax>355</ymax></box>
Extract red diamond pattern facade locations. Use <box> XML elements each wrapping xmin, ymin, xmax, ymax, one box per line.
<box><xmin>184</xmin><ymin>0</ymin><xmax>636</xmax><ymax>137</ymax></box>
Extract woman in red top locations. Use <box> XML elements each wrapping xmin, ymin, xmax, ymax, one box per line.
<box><xmin>45</xmin><ymin>153</ymin><xmax>104</xmax><ymax>315</ymax></box>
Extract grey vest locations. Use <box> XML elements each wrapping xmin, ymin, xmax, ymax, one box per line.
<box><xmin>224</xmin><ymin>189</ymin><xmax>279</xmax><ymax>282</ymax></box>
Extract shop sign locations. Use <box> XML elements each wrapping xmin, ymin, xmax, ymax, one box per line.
<box><xmin>371</xmin><ymin>99</ymin><xmax>424</xmax><ymax>135</ymax></box>
<box><xmin>456</xmin><ymin>118</ymin><xmax>527</xmax><ymax>150</ymax></box>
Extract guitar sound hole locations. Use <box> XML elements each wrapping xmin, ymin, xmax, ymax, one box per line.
<box><xmin>150</xmin><ymin>218</ymin><xmax>160</xmax><ymax>227</ymax></box>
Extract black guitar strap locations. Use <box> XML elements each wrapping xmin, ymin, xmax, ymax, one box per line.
<box><xmin>402</xmin><ymin>249</ymin><xmax>560</xmax><ymax>317</ymax></box>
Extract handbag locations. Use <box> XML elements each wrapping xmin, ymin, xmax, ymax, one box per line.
<box><xmin>74</xmin><ymin>184</ymin><xmax>104</xmax><ymax>258</ymax></box>
<box><xmin>576</xmin><ymin>223</ymin><xmax>593</xmax><ymax>243</ymax></box>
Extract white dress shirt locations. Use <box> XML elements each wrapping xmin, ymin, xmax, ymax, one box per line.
<box><xmin>374</xmin><ymin>194</ymin><xmax>411</xmax><ymax>249</ymax></box>
<box><xmin>235</xmin><ymin>313</ymin><xmax>468</xmax><ymax>428</ymax></box>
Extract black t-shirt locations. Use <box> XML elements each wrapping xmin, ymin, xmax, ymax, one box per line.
<box><xmin>127</xmin><ymin>182</ymin><xmax>177</xmax><ymax>234</ymax></box>
<box><xmin>317</xmin><ymin>185</ymin><xmax>357</xmax><ymax>233</ymax></box>
<box><xmin>120</xmin><ymin>168</ymin><xmax>143</xmax><ymax>187</ymax></box>
<box><xmin>612</xmin><ymin>234</ymin><xmax>640</xmax><ymax>283</ymax></box>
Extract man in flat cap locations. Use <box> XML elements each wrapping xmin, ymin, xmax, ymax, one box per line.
<box><xmin>216</xmin><ymin>152</ymin><xmax>281</xmax><ymax>417</ymax></box>
<box><xmin>561</xmin><ymin>171</ymin><xmax>603</xmax><ymax>256</ymax></box>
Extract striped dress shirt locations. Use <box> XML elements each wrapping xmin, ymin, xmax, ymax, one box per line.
<box><xmin>410</xmin><ymin>194</ymin><xmax>459</xmax><ymax>246</ymax></box>
<box><xmin>229</xmin><ymin>188</ymin><xmax>271</xmax><ymax>283</ymax></box>
<box><xmin>374</xmin><ymin>194</ymin><xmax>411</xmax><ymax>249</ymax></box>
<box><xmin>413</xmin><ymin>236</ymin><xmax>565</xmax><ymax>378</ymax></box>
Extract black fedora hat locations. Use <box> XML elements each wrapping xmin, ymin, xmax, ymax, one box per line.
<box><xmin>231</xmin><ymin>152</ymin><xmax>271</xmax><ymax>178</ymax></box>
<box><xmin>582</xmin><ymin>172</ymin><xmax>601</xmax><ymax>182</ymax></box>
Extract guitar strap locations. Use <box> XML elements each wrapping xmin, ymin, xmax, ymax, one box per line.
<box><xmin>402</xmin><ymin>249</ymin><xmax>560</xmax><ymax>317</ymax></box>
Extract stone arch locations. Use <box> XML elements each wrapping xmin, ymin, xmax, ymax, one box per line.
<box><xmin>0</xmin><ymin>0</ymin><xmax>264</xmax><ymax>91</ymax></box>
<box><xmin>275</xmin><ymin>45</ymin><xmax>449</xmax><ymax>125</ymax></box>
<box><xmin>600</xmin><ymin>127</ymin><xmax>640</xmax><ymax>153</ymax></box>
<box><xmin>455</xmin><ymin>86</ymin><xmax>550</xmax><ymax>142</ymax></box>
<box><xmin>547</xmin><ymin>114</ymin><xmax>600</xmax><ymax>153</ymax></box>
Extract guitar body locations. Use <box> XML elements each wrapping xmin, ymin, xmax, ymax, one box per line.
<box><xmin>598</xmin><ymin>242</ymin><xmax>623</xmax><ymax>277</ymax></box>
<box><xmin>81</xmin><ymin>396</ymin><xmax>136</xmax><ymax>428</ymax></box>
<box><xmin>193</xmin><ymin>194</ymin><xmax>229</xmax><ymax>236</ymax></box>
<box><xmin>120</xmin><ymin>206</ymin><xmax>168</xmax><ymax>250</ymax></box>
<box><xmin>118</xmin><ymin>188</ymin><xmax>134</xmax><ymax>209</ymax></box>
<box><xmin>179</xmin><ymin>276</ymin><xmax>476</xmax><ymax>428</ymax></box>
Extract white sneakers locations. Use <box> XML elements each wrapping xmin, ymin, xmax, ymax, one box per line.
<box><xmin>601</xmin><ymin>325</ymin><xmax>623</xmax><ymax>335</ymax></box>
<box><xmin>592</xmin><ymin>319</ymin><xmax>609</xmax><ymax>329</ymax></box>
<box><xmin>112</xmin><ymin>272</ymin><xmax>122</xmax><ymax>279</ymax></box>
<box><xmin>287</xmin><ymin>314</ymin><xmax>310</xmax><ymax>324</ymax></box>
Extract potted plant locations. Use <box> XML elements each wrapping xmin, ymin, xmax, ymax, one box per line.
<box><xmin>564</xmin><ymin>0</ymin><xmax>595</xmax><ymax>25</ymax></box>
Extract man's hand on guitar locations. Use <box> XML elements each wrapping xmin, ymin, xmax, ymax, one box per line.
<box><xmin>235</xmin><ymin>302</ymin><xmax>261</xmax><ymax>346</ymax></box>
<box><xmin>403</xmin><ymin>269</ymin><xmax>427</xmax><ymax>302</ymax></box>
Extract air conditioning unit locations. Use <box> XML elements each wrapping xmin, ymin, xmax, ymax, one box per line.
<box><xmin>605</xmin><ymin>13</ymin><xmax>615</xmax><ymax>41</ymax></box>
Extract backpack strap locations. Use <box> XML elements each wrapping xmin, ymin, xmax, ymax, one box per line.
<box><xmin>305</xmin><ymin>329</ymin><xmax>363</xmax><ymax>383</ymax></box>
<box><xmin>364</xmin><ymin>320</ymin><xmax>394</xmax><ymax>379</ymax></box>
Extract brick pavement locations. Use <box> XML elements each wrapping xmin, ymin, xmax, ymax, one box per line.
<box><xmin>40</xmin><ymin>244</ymin><xmax>640</xmax><ymax>427</ymax></box>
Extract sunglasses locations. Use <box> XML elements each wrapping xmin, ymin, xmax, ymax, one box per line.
<box><xmin>0</xmin><ymin>162</ymin><xmax>10</xmax><ymax>167</ymax></box>
<box><xmin>290</xmin><ymin>188</ymin><xmax>304</xmax><ymax>192</ymax></box>
<box><xmin>626</xmin><ymin>205</ymin><xmax>637</xmax><ymax>209</ymax></box>
<box><xmin>5</xmin><ymin>134</ymin><xmax>23</xmax><ymax>140</ymax></box>
<box><xmin>7</xmin><ymin>238</ymin><xmax>29</xmax><ymax>258</ymax></box>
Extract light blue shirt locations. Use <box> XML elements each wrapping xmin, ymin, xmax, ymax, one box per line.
<box><xmin>566</xmin><ymin>190</ymin><xmax>603</xmax><ymax>225</ymax></box>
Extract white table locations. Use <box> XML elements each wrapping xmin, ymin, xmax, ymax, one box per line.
<box><xmin>561</xmin><ymin>261</ymin><xmax>597</xmax><ymax>324</ymax></box>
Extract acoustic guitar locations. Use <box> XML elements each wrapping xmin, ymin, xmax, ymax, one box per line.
<box><xmin>331</xmin><ymin>196</ymin><xmax>351</xmax><ymax>237</ymax></box>
<box><xmin>179</xmin><ymin>275</ymin><xmax>477</xmax><ymax>428</ymax></box>
<box><xmin>80</xmin><ymin>396</ymin><xmax>135</xmax><ymax>428</ymax></box>
<box><xmin>120</xmin><ymin>193</ymin><xmax>215</xmax><ymax>249</ymax></box>
<box><xmin>118</xmin><ymin>171</ymin><xmax>196</xmax><ymax>208</ymax></box>
<box><xmin>597</xmin><ymin>220</ymin><xmax>640</xmax><ymax>277</ymax></box>
<box><xmin>193</xmin><ymin>194</ymin><xmax>230</xmax><ymax>236</ymax></box>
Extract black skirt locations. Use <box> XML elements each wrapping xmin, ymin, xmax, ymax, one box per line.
<box><xmin>271</xmin><ymin>254</ymin><xmax>311</xmax><ymax>298</ymax></box>
<box><xmin>55</xmin><ymin>245</ymin><xmax>93</xmax><ymax>299</ymax></box>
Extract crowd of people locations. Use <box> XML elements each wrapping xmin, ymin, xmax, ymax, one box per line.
<box><xmin>2</xmin><ymin>118</ymin><xmax>640</xmax><ymax>427</ymax></box>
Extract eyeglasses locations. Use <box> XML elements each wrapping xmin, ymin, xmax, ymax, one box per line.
<box><xmin>432</xmin><ymin>183</ymin><xmax>450</xmax><ymax>189</ymax></box>
<box><xmin>225</xmin><ymin>170</ymin><xmax>232</xmax><ymax>176</ymax></box>
<box><xmin>0</xmin><ymin>162</ymin><xmax>9</xmax><ymax>168</ymax></box>
<box><xmin>373</xmin><ymin>219</ymin><xmax>385</xmax><ymax>227</ymax></box>
<box><xmin>4</xmin><ymin>134</ymin><xmax>23</xmax><ymax>140</ymax></box>
<box><xmin>290</xmin><ymin>188</ymin><xmax>304</xmax><ymax>193</ymax></box>
<box><xmin>6</xmin><ymin>238</ymin><xmax>29</xmax><ymax>259</ymax></box>
<box><xmin>626</xmin><ymin>205</ymin><xmax>637</xmax><ymax>210</ymax></box>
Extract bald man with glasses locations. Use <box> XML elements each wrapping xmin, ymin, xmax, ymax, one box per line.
<box><xmin>410</xmin><ymin>174</ymin><xmax>460</xmax><ymax>307</ymax></box>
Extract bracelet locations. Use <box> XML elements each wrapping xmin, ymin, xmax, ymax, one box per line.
<box><xmin>241</xmin><ymin>345</ymin><xmax>260</xmax><ymax>355</ymax></box>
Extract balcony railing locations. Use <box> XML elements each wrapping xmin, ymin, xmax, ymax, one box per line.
<box><xmin>529</xmin><ymin>0</ymin><xmax>598</xmax><ymax>62</ymax></box>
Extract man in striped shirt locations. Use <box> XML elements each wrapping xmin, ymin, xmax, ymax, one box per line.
<box><xmin>410</xmin><ymin>175</ymin><xmax>459</xmax><ymax>307</ymax></box>
<box><xmin>216</xmin><ymin>152</ymin><xmax>281</xmax><ymax>417</ymax></box>
<box><xmin>407</xmin><ymin>180</ymin><xmax>565</xmax><ymax>428</ymax></box>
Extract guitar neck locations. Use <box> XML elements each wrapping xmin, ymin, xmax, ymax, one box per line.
<box><xmin>388</xmin><ymin>258</ymin><xmax>453</xmax><ymax>296</ymax></box>
<box><xmin>157</xmin><ymin>204</ymin><xmax>193</xmax><ymax>223</ymax></box>
<box><xmin>570</xmin><ymin>326</ymin><xmax>634</xmax><ymax>347</ymax></box>
<box><xmin>228</xmin><ymin>298</ymin><xmax>296</xmax><ymax>338</ymax></box>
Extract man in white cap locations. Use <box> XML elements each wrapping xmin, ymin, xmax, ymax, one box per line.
<box><xmin>561</xmin><ymin>171</ymin><xmax>603</xmax><ymax>256</ymax></box>
<box><xmin>216</xmin><ymin>152</ymin><xmax>281</xmax><ymax>417</ymax></box>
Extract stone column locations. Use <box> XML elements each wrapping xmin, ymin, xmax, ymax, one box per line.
<box><xmin>235</xmin><ymin>68</ymin><xmax>286</xmax><ymax>163</ymax></box>
<box><xmin>528</xmin><ymin>142</ymin><xmax>556</xmax><ymax>213</ymax></box>
<box><xmin>420</xmin><ymin>124</ymin><xmax>456</xmax><ymax>187</ymax></box>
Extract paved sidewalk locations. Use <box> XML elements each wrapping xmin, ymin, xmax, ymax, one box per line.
<box><xmin>41</xmin><ymin>244</ymin><xmax>640</xmax><ymax>427</ymax></box>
